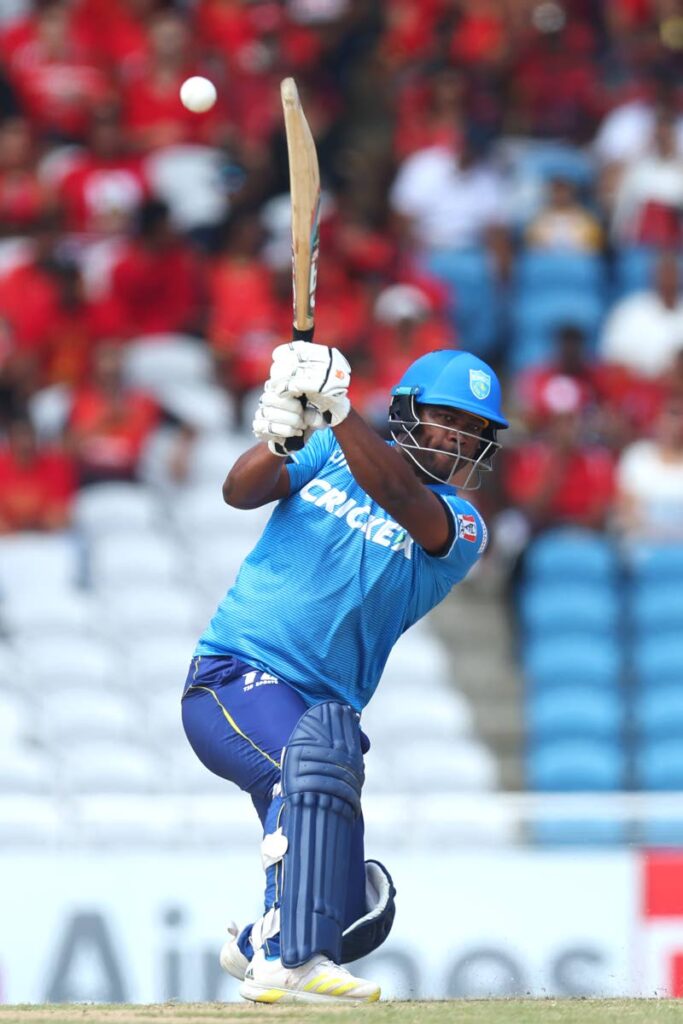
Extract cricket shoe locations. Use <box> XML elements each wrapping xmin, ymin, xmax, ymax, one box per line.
<box><xmin>239</xmin><ymin>948</ymin><xmax>380</xmax><ymax>1004</ymax></box>
<box><xmin>219</xmin><ymin>922</ymin><xmax>249</xmax><ymax>981</ymax></box>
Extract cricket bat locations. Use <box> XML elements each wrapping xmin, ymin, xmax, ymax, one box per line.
<box><xmin>280</xmin><ymin>76</ymin><xmax>321</xmax><ymax>451</ymax></box>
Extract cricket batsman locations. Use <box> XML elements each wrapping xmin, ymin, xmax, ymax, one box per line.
<box><xmin>181</xmin><ymin>343</ymin><xmax>508</xmax><ymax>1004</ymax></box>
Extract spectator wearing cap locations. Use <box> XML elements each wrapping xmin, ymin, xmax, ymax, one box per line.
<box><xmin>0</xmin><ymin>415</ymin><xmax>76</xmax><ymax>533</ymax></box>
<box><xmin>615</xmin><ymin>392</ymin><xmax>683</xmax><ymax>543</ymax></box>
<box><xmin>353</xmin><ymin>283</ymin><xmax>456</xmax><ymax>430</ymax></box>
<box><xmin>502</xmin><ymin>375</ymin><xmax>616</xmax><ymax>533</ymax></box>
<box><xmin>599</xmin><ymin>250</ymin><xmax>683</xmax><ymax>379</ymax></box>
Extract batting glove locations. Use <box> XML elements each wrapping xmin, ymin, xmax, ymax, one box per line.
<box><xmin>252</xmin><ymin>383</ymin><xmax>324</xmax><ymax>456</ymax></box>
<box><xmin>270</xmin><ymin>342</ymin><xmax>352</xmax><ymax>427</ymax></box>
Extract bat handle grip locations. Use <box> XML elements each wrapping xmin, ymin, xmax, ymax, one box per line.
<box><xmin>282</xmin><ymin>327</ymin><xmax>314</xmax><ymax>453</ymax></box>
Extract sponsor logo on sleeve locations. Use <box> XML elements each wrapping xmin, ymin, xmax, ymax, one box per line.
<box><xmin>457</xmin><ymin>513</ymin><xmax>477</xmax><ymax>542</ymax></box>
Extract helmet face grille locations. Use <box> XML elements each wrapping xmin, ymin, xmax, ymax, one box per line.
<box><xmin>388</xmin><ymin>396</ymin><xmax>501</xmax><ymax>489</ymax></box>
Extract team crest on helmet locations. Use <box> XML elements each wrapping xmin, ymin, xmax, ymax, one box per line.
<box><xmin>469</xmin><ymin>369</ymin><xmax>491</xmax><ymax>400</ymax></box>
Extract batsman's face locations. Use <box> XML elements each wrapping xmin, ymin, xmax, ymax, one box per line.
<box><xmin>415</xmin><ymin>404</ymin><xmax>488</xmax><ymax>478</ymax></box>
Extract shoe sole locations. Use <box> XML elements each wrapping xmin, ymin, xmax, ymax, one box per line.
<box><xmin>240</xmin><ymin>981</ymin><xmax>381</xmax><ymax>1005</ymax></box>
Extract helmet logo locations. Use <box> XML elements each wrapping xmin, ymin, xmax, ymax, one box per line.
<box><xmin>469</xmin><ymin>369</ymin><xmax>491</xmax><ymax>400</ymax></box>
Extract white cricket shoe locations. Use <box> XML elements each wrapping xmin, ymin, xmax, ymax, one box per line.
<box><xmin>240</xmin><ymin>948</ymin><xmax>380</xmax><ymax>1004</ymax></box>
<box><xmin>219</xmin><ymin>922</ymin><xmax>248</xmax><ymax>981</ymax></box>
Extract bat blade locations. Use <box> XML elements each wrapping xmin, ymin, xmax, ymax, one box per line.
<box><xmin>280</xmin><ymin>76</ymin><xmax>321</xmax><ymax>343</ymax></box>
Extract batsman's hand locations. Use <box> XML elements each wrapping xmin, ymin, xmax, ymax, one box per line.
<box><xmin>252</xmin><ymin>380</ymin><xmax>324</xmax><ymax>456</ymax></box>
<box><xmin>270</xmin><ymin>341</ymin><xmax>351</xmax><ymax>427</ymax></box>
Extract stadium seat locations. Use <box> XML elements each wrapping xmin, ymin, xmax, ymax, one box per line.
<box><xmin>523</xmin><ymin>530</ymin><xmax>619</xmax><ymax>585</ymax></box>
<box><xmin>515</xmin><ymin>250</ymin><xmax>606</xmax><ymax>294</ymax></box>
<box><xmin>634</xmin><ymin>739</ymin><xmax>683</xmax><ymax>790</ymax></box>
<box><xmin>0</xmin><ymin>587</ymin><xmax>95</xmax><ymax>639</ymax></box>
<box><xmin>423</xmin><ymin>247</ymin><xmax>499</xmax><ymax>358</ymax></box>
<box><xmin>58</xmin><ymin>738</ymin><xmax>163</xmax><ymax>793</ymax></box>
<box><xmin>0</xmin><ymin>533</ymin><xmax>81</xmax><ymax>596</ymax></box>
<box><xmin>631</xmin><ymin>583</ymin><xmax>683</xmax><ymax>635</ymax></box>
<box><xmin>0</xmin><ymin>640</ymin><xmax>14</xmax><ymax>690</ymax></box>
<box><xmin>21</xmin><ymin>636</ymin><xmax>119</xmax><ymax>693</ymax></box>
<box><xmin>159</xmin><ymin>382</ymin><xmax>233</xmax><ymax>432</ymax></box>
<box><xmin>28</xmin><ymin>383</ymin><xmax>72</xmax><ymax>440</ymax></box>
<box><xmin>361</xmin><ymin>688</ymin><xmax>474</xmax><ymax>742</ymax></box>
<box><xmin>510</xmin><ymin>290</ymin><xmax>605</xmax><ymax>371</ymax></box>
<box><xmin>0</xmin><ymin>743</ymin><xmax>57</xmax><ymax>794</ymax></box>
<box><xmin>633</xmin><ymin>685</ymin><xmax>683</xmax><ymax>739</ymax></box>
<box><xmin>125</xmin><ymin>636</ymin><xmax>198</xmax><ymax>693</ymax></box>
<box><xmin>100</xmin><ymin>583</ymin><xmax>203</xmax><ymax>640</ymax></box>
<box><xmin>0</xmin><ymin>690</ymin><xmax>32</xmax><ymax>747</ymax></box>
<box><xmin>523</xmin><ymin>635</ymin><xmax>622</xmax><ymax>690</ymax></box>
<box><xmin>629</xmin><ymin>544</ymin><xmax>683</xmax><ymax>584</ymax></box>
<box><xmin>40</xmin><ymin>688</ymin><xmax>141</xmax><ymax>748</ymax></box>
<box><xmin>0</xmin><ymin>793</ymin><xmax>64</xmax><ymax>843</ymax></box>
<box><xmin>527</xmin><ymin>738</ymin><xmax>626</xmax><ymax>791</ymax></box>
<box><xmin>395</xmin><ymin>738</ymin><xmax>498</xmax><ymax>792</ymax></box>
<box><xmin>639</xmin><ymin>820</ymin><xmax>683</xmax><ymax>848</ymax></box>
<box><xmin>611</xmin><ymin>247</ymin><xmax>683</xmax><ymax>298</ymax></box>
<box><xmin>527</xmin><ymin>686</ymin><xmax>624</xmax><ymax>741</ymax></box>
<box><xmin>143</xmin><ymin>144</ymin><xmax>230</xmax><ymax>231</ymax></box>
<box><xmin>123</xmin><ymin>334</ymin><xmax>213</xmax><ymax>392</ymax></box>
<box><xmin>184</xmin><ymin>431</ymin><xmax>249</xmax><ymax>486</ymax></box>
<box><xmin>88</xmin><ymin>532</ymin><xmax>181</xmax><ymax>590</ymax></box>
<box><xmin>173</xmin><ymin>485</ymin><xmax>270</xmax><ymax>539</ymax></box>
<box><xmin>520</xmin><ymin>581</ymin><xmax>620</xmax><ymax>636</ymax></box>
<box><xmin>633</xmin><ymin>635</ymin><xmax>683</xmax><ymax>688</ymax></box>
<box><xmin>73</xmin><ymin>482</ymin><xmax>161</xmax><ymax>535</ymax></box>
<box><xmin>531</xmin><ymin>819</ymin><xmax>628</xmax><ymax>846</ymax></box>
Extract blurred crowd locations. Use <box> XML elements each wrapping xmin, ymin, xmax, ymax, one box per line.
<box><xmin>0</xmin><ymin>0</ymin><xmax>683</xmax><ymax>553</ymax></box>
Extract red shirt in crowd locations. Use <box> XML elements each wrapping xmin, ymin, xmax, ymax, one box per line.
<box><xmin>0</xmin><ymin>443</ymin><xmax>76</xmax><ymax>532</ymax></box>
<box><xmin>67</xmin><ymin>387</ymin><xmax>160</xmax><ymax>480</ymax></box>
<box><xmin>100</xmin><ymin>241</ymin><xmax>201</xmax><ymax>338</ymax></box>
<box><xmin>503</xmin><ymin>441</ymin><xmax>616</xmax><ymax>528</ymax></box>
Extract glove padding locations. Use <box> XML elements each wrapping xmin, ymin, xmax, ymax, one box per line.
<box><xmin>252</xmin><ymin>383</ymin><xmax>324</xmax><ymax>457</ymax></box>
<box><xmin>270</xmin><ymin>341</ymin><xmax>351</xmax><ymax>427</ymax></box>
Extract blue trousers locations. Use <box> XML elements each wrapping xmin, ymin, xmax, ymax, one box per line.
<box><xmin>181</xmin><ymin>654</ymin><xmax>367</xmax><ymax>958</ymax></box>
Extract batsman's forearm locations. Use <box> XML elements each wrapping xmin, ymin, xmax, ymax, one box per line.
<box><xmin>223</xmin><ymin>443</ymin><xmax>288</xmax><ymax>508</ymax></box>
<box><xmin>333</xmin><ymin>409</ymin><xmax>422</xmax><ymax>508</ymax></box>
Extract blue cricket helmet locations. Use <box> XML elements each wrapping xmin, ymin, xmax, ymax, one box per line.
<box><xmin>390</xmin><ymin>350</ymin><xmax>509</xmax><ymax>428</ymax></box>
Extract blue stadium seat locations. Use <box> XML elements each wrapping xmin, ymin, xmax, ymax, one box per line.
<box><xmin>520</xmin><ymin>143</ymin><xmax>595</xmax><ymax>190</ymax></box>
<box><xmin>613</xmin><ymin>246</ymin><xmax>658</xmax><ymax>297</ymax></box>
<box><xmin>527</xmin><ymin>738</ymin><xmax>626</xmax><ymax>791</ymax></box>
<box><xmin>531</xmin><ymin>819</ymin><xmax>627</xmax><ymax>846</ymax></box>
<box><xmin>634</xmin><ymin>739</ymin><xmax>683</xmax><ymax>790</ymax></box>
<box><xmin>631</xmin><ymin>583</ymin><xmax>683</xmax><ymax>635</ymax></box>
<box><xmin>509</xmin><ymin>290</ymin><xmax>605</xmax><ymax>371</ymax></box>
<box><xmin>524</xmin><ymin>635</ymin><xmax>622</xmax><ymax>691</ymax></box>
<box><xmin>633</xmin><ymin>635</ymin><xmax>683</xmax><ymax>688</ymax></box>
<box><xmin>527</xmin><ymin>686</ymin><xmax>624</xmax><ymax>741</ymax></box>
<box><xmin>520</xmin><ymin>582</ymin><xmax>620</xmax><ymax>636</ymax></box>
<box><xmin>639</xmin><ymin>821</ymin><xmax>683</xmax><ymax>847</ymax></box>
<box><xmin>423</xmin><ymin>247</ymin><xmax>499</xmax><ymax>359</ymax></box>
<box><xmin>524</xmin><ymin>529</ymin><xmax>619</xmax><ymax>584</ymax></box>
<box><xmin>516</xmin><ymin>251</ymin><xmax>606</xmax><ymax>294</ymax></box>
<box><xmin>629</xmin><ymin>545</ymin><xmax>683</xmax><ymax>584</ymax></box>
<box><xmin>633</xmin><ymin>685</ymin><xmax>683</xmax><ymax>739</ymax></box>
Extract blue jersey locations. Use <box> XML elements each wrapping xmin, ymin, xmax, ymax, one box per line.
<box><xmin>196</xmin><ymin>429</ymin><xmax>488</xmax><ymax>711</ymax></box>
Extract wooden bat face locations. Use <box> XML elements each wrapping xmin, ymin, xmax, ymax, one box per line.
<box><xmin>280</xmin><ymin>77</ymin><xmax>321</xmax><ymax>342</ymax></box>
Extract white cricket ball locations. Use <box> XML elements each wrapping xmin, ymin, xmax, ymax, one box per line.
<box><xmin>180</xmin><ymin>76</ymin><xmax>217</xmax><ymax>114</ymax></box>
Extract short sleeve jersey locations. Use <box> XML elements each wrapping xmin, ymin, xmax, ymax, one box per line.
<box><xmin>196</xmin><ymin>429</ymin><xmax>488</xmax><ymax>711</ymax></box>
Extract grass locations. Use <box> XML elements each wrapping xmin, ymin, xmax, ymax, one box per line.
<box><xmin>1</xmin><ymin>1001</ymin><xmax>683</xmax><ymax>1024</ymax></box>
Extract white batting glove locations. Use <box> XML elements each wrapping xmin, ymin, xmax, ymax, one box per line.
<box><xmin>252</xmin><ymin>383</ymin><xmax>325</xmax><ymax>456</ymax></box>
<box><xmin>270</xmin><ymin>342</ymin><xmax>352</xmax><ymax>427</ymax></box>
